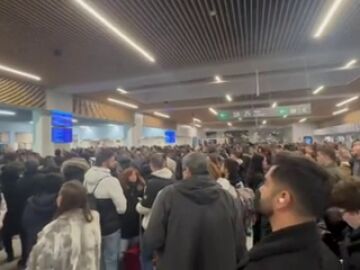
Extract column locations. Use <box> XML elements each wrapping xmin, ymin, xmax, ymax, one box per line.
<box><xmin>125</xmin><ymin>113</ymin><xmax>143</xmax><ymax>147</ymax></box>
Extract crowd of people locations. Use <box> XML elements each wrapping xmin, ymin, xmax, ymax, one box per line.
<box><xmin>0</xmin><ymin>140</ymin><xmax>359</xmax><ymax>270</ymax></box>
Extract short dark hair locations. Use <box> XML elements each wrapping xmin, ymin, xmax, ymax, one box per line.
<box><xmin>63</xmin><ymin>165</ymin><xmax>86</xmax><ymax>183</ymax></box>
<box><xmin>95</xmin><ymin>148</ymin><xmax>115</xmax><ymax>166</ymax></box>
<box><xmin>35</xmin><ymin>173</ymin><xmax>64</xmax><ymax>194</ymax></box>
<box><xmin>317</xmin><ymin>146</ymin><xmax>336</xmax><ymax>162</ymax></box>
<box><xmin>332</xmin><ymin>179</ymin><xmax>360</xmax><ymax>211</ymax></box>
<box><xmin>271</xmin><ymin>153</ymin><xmax>331</xmax><ymax>218</ymax></box>
<box><xmin>149</xmin><ymin>153</ymin><xmax>165</xmax><ymax>170</ymax></box>
<box><xmin>183</xmin><ymin>152</ymin><xmax>208</xmax><ymax>175</ymax></box>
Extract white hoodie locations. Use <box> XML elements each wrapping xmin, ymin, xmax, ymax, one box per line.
<box><xmin>84</xmin><ymin>166</ymin><xmax>127</xmax><ymax>214</ymax></box>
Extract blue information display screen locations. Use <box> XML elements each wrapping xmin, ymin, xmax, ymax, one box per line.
<box><xmin>304</xmin><ymin>136</ymin><xmax>313</xmax><ymax>145</ymax></box>
<box><xmin>52</xmin><ymin>127</ymin><xmax>73</xmax><ymax>144</ymax></box>
<box><xmin>164</xmin><ymin>130</ymin><xmax>176</xmax><ymax>144</ymax></box>
<box><xmin>51</xmin><ymin>110</ymin><xmax>73</xmax><ymax>127</ymax></box>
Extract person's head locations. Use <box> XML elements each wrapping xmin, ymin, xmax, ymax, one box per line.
<box><xmin>182</xmin><ymin>152</ymin><xmax>208</xmax><ymax>179</ymax></box>
<box><xmin>95</xmin><ymin>148</ymin><xmax>116</xmax><ymax>169</ymax></box>
<box><xmin>247</xmin><ymin>154</ymin><xmax>265</xmax><ymax>176</ymax></box>
<box><xmin>35</xmin><ymin>173</ymin><xmax>63</xmax><ymax>195</ymax></box>
<box><xmin>55</xmin><ymin>149</ymin><xmax>62</xmax><ymax>157</ymax></box>
<box><xmin>61</xmin><ymin>158</ymin><xmax>90</xmax><ymax>183</ymax></box>
<box><xmin>223</xmin><ymin>158</ymin><xmax>239</xmax><ymax>182</ymax></box>
<box><xmin>352</xmin><ymin>141</ymin><xmax>360</xmax><ymax>159</ymax></box>
<box><xmin>24</xmin><ymin>159</ymin><xmax>39</xmax><ymax>175</ymax></box>
<box><xmin>207</xmin><ymin>159</ymin><xmax>222</xmax><ymax>180</ymax></box>
<box><xmin>332</xmin><ymin>180</ymin><xmax>360</xmax><ymax>229</ymax></box>
<box><xmin>56</xmin><ymin>180</ymin><xmax>93</xmax><ymax>222</ymax></box>
<box><xmin>256</xmin><ymin>153</ymin><xmax>331</xmax><ymax>230</ymax></box>
<box><xmin>317</xmin><ymin>146</ymin><xmax>337</xmax><ymax>167</ymax></box>
<box><xmin>149</xmin><ymin>153</ymin><xmax>165</xmax><ymax>172</ymax></box>
<box><xmin>119</xmin><ymin>167</ymin><xmax>144</xmax><ymax>190</ymax></box>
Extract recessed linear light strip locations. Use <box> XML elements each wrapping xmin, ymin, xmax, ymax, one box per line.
<box><xmin>107</xmin><ymin>97</ymin><xmax>138</xmax><ymax>109</ymax></box>
<box><xmin>336</xmin><ymin>96</ymin><xmax>359</xmax><ymax>107</ymax></box>
<box><xmin>313</xmin><ymin>0</ymin><xmax>344</xmax><ymax>38</ymax></box>
<box><xmin>333</xmin><ymin>107</ymin><xmax>349</xmax><ymax>115</ymax></box>
<box><xmin>74</xmin><ymin>0</ymin><xmax>155</xmax><ymax>63</ymax></box>
<box><xmin>227</xmin><ymin>122</ymin><xmax>232</xmax><ymax>127</ymax></box>
<box><xmin>154</xmin><ymin>111</ymin><xmax>170</xmax><ymax>119</ymax></box>
<box><xmin>0</xmin><ymin>64</ymin><xmax>41</xmax><ymax>81</ymax></box>
<box><xmin>313</xmin><ymin>85</ymin><xmax>324</xmax><ymax>95</ymax></box>
<box><xmin>225</xmin><ymin>94</ymin><xmax>232</xmax><ymax>102</ymax></box>
<box><xmin>271</xmin><ymin>102</ymin><xmax>277</xmax><ymax>108</ymax></box>
<box><xmin>0</xmin><ymin>110</ymin><xmax>16</xmax><ymax>116</ymax></box>
<box><xmin>194</xmin><ymin>124</ymin><xmax>202</xmax><ymax>128</ymax></box>
<box><xmin>342</xmin><ymin>59</ymin><xmax>357</xmax><ymax>69</ymax></box>
<box><xmin>117</xmin><ymin>88</ymin><xmax>128</xmax><ymax>94</ymax></box>
<box><xmin>299</xmin><ymin>118</ymin><xmax>307</xmax><ymax>123</ymax></box>
<box><xmin>209</xmin><ymin>107</ymin><xmax>218</xmax><ymax>115</ymax></box>
<box><xmin>193</xmin><ymin>117</ymin><xmax>201</xmax><ymax>123</ymax></box>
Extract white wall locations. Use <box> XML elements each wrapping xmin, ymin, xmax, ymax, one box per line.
<box><xmin>0</xmin><ymin>121</ymin><xmax>33</xmax><ymax>150</ymax></box>
<box><xmin>291</xmin><ymin>123</ymin><xmax>316</xmax><ymax>143</ymax></box>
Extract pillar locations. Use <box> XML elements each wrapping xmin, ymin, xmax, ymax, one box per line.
<box><xmin>125</xmin><ymin>113</ymin><xmax>143</xmax><ymax>147</ymax></box>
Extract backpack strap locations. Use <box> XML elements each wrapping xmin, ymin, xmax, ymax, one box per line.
<box><xmin>91</xmin><ymin>176</ymin><xmax>109</xmax><ymax>195</ymax></box>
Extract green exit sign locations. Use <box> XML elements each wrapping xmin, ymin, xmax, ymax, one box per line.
<box><xmin>277</xmin><ymin>107</ymin><xmax>289</xmax><ymax>116</ymax></box>
<box><xmin>218</xmin><ymin>111</ymin><xmax>231</xmax><ymax>120</ymax></box>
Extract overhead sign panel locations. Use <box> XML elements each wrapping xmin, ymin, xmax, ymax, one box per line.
<box><xmin>219</xmin><ymin>103</ymin><xmax>311</xmax><ymax>120</ymax></box>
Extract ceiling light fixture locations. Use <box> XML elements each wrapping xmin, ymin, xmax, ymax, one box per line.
<box><xmin>262</xmin><ymin>120</ymin><xmax>267</xmax><ymax>125</ymax></box>
<box><xmin>336</xmin><ymin>96</ymin><xmax>359</xmax><ymax>107</ymax></box>
<box><xmin>107</xmin><ymin>124</ymin><xmax>118</xmax><ymax>127</ymax></box>
<box><xmin>154</xmin><ymin>111</ymin><xmax>170</xmax><ymax>119</ymax></box>
<box><xmin>193</xmin><ymin>117</ymin><xmax>201</xmax><ymax>123</ymax></box>
<box><xmin>214</xmin><ymin>75</ymin><xmax>224</xmax><ymax>83</ymax></box>
<box><xmin>313</xmin><ymin>0</ymin><xmax>344</xmax><ymax>39</ymax></box>
<box><xmin>72</xmin><ymin>119</ymin><xmax>78</xmax><ymax>123</ymax></box>
<box><xmin>342</xmin><ymin>59</ymin><xmax>357</xmax><ymax>69</ymax></box>
<box><xmin>79</xmin><ymin>125</ymin><xmax>90</xmax><ymax>129</ymax></box>
<box><xmin>238</xmin><ymin>117</ymin><xmax>242</xmax><ymax>121</ymax></box>
<box><xmin>74</xmin><ymin>0</ymin><xmax>155</xmax><ymax>62</ymax></box>
<box><xmin>117</xmin><ymin>88</ymin><xmax>128</xmax><ymax>94</ymax></box>
<box><xmin>227</xmin><ymin>122</ymin><xmax>232</xmax><ymax>127</ymax></box>
<box><xmin>0</xmin><ymin>63</ymin><xmax>41</xmax><ymax>81</ymax></box>
<box><xmin>194</xmin><ymin>124</ymin><xmax>202</xmax><ymax>128</ymax></box>
<box><xmin>283</xmin><ymin>115</ymin><xmax>288</xmax><ymax>119</ymax></box>
<box><xmin>299</xmin><ymin>118</ymin><xmax>307</xmax><ymax>123</ymax></box>
<box><xmin>312</xmin><ymin>85</ymin><xmax>325</xmax><ymax>95</ymax></box>
<box><xmin>271</xmin><ymin>102</ymin><xmax>277</xmax><ymax>108</ymax></box>
<box><xmin>225</xmin><ymin>94</ymin><xmax>233</xmax><ymax>102</ymax></box>
<box><xmin>332</xmin><ymin>107</ymin><xmax>349</xmax><ymax>115</ymax></box>
<box><xmin>29</xmin><ymin>121</ymin><xmax>34</xmax><ymax>125</ymax></box>
<box><xmin>209</xmin><ymin>107</ymin><xmax>218</xmax><ymax>115</ymax></box>
<box><xmin>107</xmin><ymin>97</ymin><xmax>139</xmax><ymax>109</ymax></box>
<box><xmin>0</xmin><ymin>110</ymin><xmax>16</xmax><ymax>116</ymax></box>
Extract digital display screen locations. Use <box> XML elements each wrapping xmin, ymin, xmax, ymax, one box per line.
<box><xmin>164</xmin><ymin>130</ymin><xmax>176</xmax><ymax>144</ymax></box>
<box><xmin>51</xmin><ymin>110</ymin><xmax>73</xmax><ymax>127</ymax></box>
<box><xmin>304</xmin><ymin>136</ymin><xmax>313</xmax><ymax>145</ymax></box>
<box><xmin>52</xmin><ymin>127</ymin><xmax>73</xmax><ymax>144</ymax></box>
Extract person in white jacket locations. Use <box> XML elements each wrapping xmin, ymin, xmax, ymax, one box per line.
<box><xmin>84</xmin><ymin>148</ymin><xmax>126</xmax><ymax>270</ymax></box>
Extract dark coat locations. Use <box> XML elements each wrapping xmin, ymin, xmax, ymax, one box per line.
<box><xmin>144</xmin><ymin>175</ymin><xmax>247</xmax><ymax>270</ymax></box>
<box><xmin>340</xmin><ymin>228</ymin><xmax>360</xmax><ymax>270</ymax></box>
<box><xmin>238</xmin><ymin>222</ymin><xmax>342</xmax><ymax>270</ymax></box>
<box><xmin>121</xmin><ymin>184</ymin><xmax>143</xmax><ymax>239</ymax></box>
<box><xmin>22</xmin><ymin>193</ymin><xmax>57</xmax><ymax>262</ymax></box>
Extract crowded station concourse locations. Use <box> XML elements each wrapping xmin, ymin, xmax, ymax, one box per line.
<box><xmin>1</xmin><ymin>0</ymin><xmax>360</xmax><ymax>270</ymax></box>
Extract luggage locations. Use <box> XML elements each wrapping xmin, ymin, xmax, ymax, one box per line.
<box><xmin>123</xmin><ymin>245</ymin><xmax>141</xmax><ymax>270</ymax></box>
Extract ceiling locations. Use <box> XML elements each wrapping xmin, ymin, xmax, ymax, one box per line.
<box><xmin>0</xmin><ymin>0</ymin><xmax>360</xmax><ymax>129</ymax></box>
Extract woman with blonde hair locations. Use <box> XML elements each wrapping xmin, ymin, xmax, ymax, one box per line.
<box><xmin>27</xmin><ymin>180</ymin><xmax>101</xmax><ymax>270</ymax></box>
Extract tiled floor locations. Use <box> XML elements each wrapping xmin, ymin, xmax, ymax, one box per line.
<box><xmin>0</xmin><ymin>237</ymin><xmax>20</xmax><ymax>270</ymax></box>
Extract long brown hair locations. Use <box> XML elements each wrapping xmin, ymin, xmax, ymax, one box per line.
<box><xmin>55</xmin><ymin>180</ymin><xmax>93</xmax><ymax>222</ymax></box>
<box><xmin>119</xmin><ymin>167</ymin><xmax>145</xmax><ymax>191</ymax></box>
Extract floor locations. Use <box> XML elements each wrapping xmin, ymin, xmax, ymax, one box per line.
<box><xmin>0</xmin><ymin>237</ymin><xmax>20</xmax><ymax>270</ymax></box>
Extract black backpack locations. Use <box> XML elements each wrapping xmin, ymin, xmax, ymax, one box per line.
<box><xmin>87</xmin><ymin>176</ymin><xmax>108</xmax><ymax>210</ymax></box>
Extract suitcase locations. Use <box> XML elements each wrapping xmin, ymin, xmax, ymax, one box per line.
<box><xmin>123</xmin><ymin>244</ymin><xmax>141</xmax><ymax>270</ymax></box>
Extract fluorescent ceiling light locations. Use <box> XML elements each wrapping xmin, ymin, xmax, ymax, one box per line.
<box><xmin>283</xmin><ymin>115</ymin><xmax>288</xmax><ymax>119</ymax></box>
<box><xmin>72</xmin><ymin>118</ymin><xmax>78</xmax><ymax>123</ymax></box>
<box><xmin>227</xmin><ymin>122</ymin><xmax>232</xmax><ymax>127</ymax></box>
<box><xmin>108</xmin><ymin>97</ymin><xmax>139</xmax><ymax>109</ymax></box>
<box><xmin>154</xmin><ymin>111</ymin><xmax>170</xmax><ymax>119</ymax></box>
<box><xmin>342</xmin><ymin>59</ymin><xmax>357</xmax><ymax>69</ymax></box>
<box><xmin>193</xmin><ymin>117</ymin><xmax>201</xmax><ymax>123</ymax></box>
<box><xmin>225</xmin><ymin>94</ymin><xmax>233</xmax><ymax>102</ymax></box>
<box><xmin>74</xmin><ymin>0</ymin><xmax>155</xmax><ymax>62</ymax></box>
<box><xmin>29</xmin><ymin>121</ymin><xmax>34</xmax><ymax>124</ymax></box>
<box><xmin>262</xmin><ymin>120</ymin><xmax>267</xmax><ymax>125</ymax></box>
<box><xmin>214</xmin><ymin>75</ymin><xmax>224</xmax><ymax>83</ymax></box>
<box><xmin>79</xmin><ymin>125</ymin><xmax>90</xmax><ymax>128</ymax></box>
<box><xmin>313</xmin><ymin>0</ymin><xmax>344</xmax><ymax>38</ymax></box>
<box><xmin>312</xmin><ymin>85</ymin><xmax>325</xmax><ymax>95</ymax></box>
<box><xmin>271</xmin><ymin>102</ymin><xmax>277</xmax><ymax>108</ymax></box>
<box><xmin>238</xmin><ymin>117</ymin><xmax>242</xmax><ymax>121</ymax></box>
<box><xmin>209</xmin><ymin>107</ymin><xmax>218</xmax><ymax>115</ymax></box>
<box><xmin>107</xmin><ymin>124</ymin><xmax>117</xmax><ymax>127</ymax></box>
<box><xmin>299</xmin><ymin>118</ymin><xmax>307</xmax><ymax>123</ymax></box>
<box><xmin>336</xmin><ymin>96</ymin><xmax>359</xmax><ymax>107</ymax></box>
<box><xmin>0</xmin><ymin>110</ymin><xmax>16</xmax><ymax>116</ymax></box>
<box><xmin>117</xmin><ymin>88</ymin><xmax>128</xmax><ymax>94</ymax></box>
<box><xmin>194</xmin><ymin>124</ymin><xmax>202</xmax><ymax>128</ymax></box>
<box><xmin>0</xmin><ymin>63</ymin><xmax>41</xmax><ymax>81</ymax></box>
<box><xmin>332</xmin><ymin>107</ymin><xmax>349</xmax><ymax>115</ymax></box>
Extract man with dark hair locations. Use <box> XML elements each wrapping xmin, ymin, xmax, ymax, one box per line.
<box><xmin>143</xmin><ymin>152</ymin><xmax>246</xmax><ymax>270</ymax></box>
<box><xmin>332</xmin><ymin>180</ymin><xmax>360</xmax><ymax>269</ymax></box>
<box><xmin>317</xmin><ymin>145</ymin><xmax>344</xmax><ymax>186</ymax></box>
<box><xmin>239</xmin><ymin>153</ymin><xmax>341</xmax><ymax>270</ymax></box>
<box><xmin>84</xmin><ymin>148</ymin><xmax>126</xmax><ymax>270</ymax></box>
<box><xmin>61</xmin><ymin>157</ymin><xmax>90</xmax><ymax>183</ymax></box>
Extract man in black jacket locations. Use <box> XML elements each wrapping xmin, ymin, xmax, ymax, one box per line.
<box><xmin>143</xmin><ymin>152</ymin><xmax>246</xmax><ymax>270</ymax></box>
<box><xmin>332</xmin><ymin>180</ymin><xmax>360</xmax><ymax>270</ymax></box>
<box><xmin>238</xmin><ymin>153</ymin><xmax>341</xmax><ymax>270</ymax></box>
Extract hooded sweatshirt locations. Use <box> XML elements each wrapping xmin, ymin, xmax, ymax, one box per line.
<box><xmin>144</xmin><ymin>175</ymin><xmax>246</xmax><ymax>270</ymax></box>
